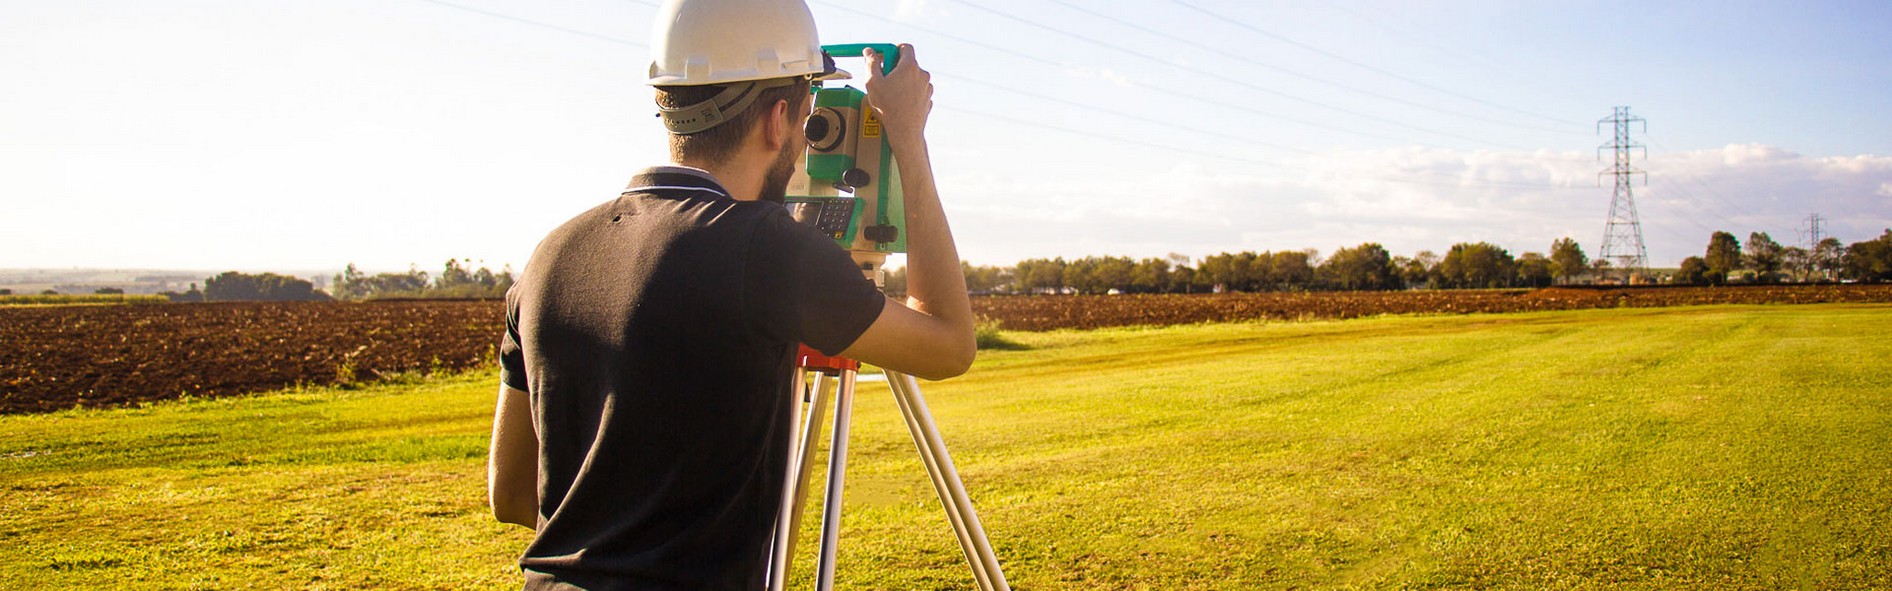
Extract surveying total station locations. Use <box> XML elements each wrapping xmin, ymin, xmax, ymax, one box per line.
<box><xmin>770</xmin><ymin>44</ymin><xmax>1012</xmax><ymax>591</ymax></box>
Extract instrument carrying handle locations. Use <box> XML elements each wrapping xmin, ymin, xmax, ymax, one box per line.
<box><xmin>823</xmin><ymin>43</ymin><xmax>901</xmax><ymax>75</ymax></box>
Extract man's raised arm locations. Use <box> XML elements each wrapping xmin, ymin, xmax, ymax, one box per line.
<box><xmin>838</xmin><ymin>44</ymin><xmax>977</xmax><ymax>380</ymax></box>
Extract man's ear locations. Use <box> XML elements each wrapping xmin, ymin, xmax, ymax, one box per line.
<box><xmin>760</xmin><ymin>99</ymin><xmax>792</xmax><ymax>151</ymax></box>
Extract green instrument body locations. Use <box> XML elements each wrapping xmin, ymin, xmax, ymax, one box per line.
<box><xmin>785</xmin><ymin>43</ymin><xmax>907</xmax><ymax>254</ymax></box>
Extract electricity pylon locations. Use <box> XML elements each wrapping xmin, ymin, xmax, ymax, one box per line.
<box><xmin>1597</xmin><ymin>106</ymin><xmax>1649</xmax><ymax>283</ymax></box>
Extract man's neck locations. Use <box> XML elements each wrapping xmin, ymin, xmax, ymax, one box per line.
<box><xmin>675</xmin><ymin>157</ymin><xmax>766</xmax><ymax>202</ymax></box>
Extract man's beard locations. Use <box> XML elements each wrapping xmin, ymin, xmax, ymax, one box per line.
<box><xmin>759</xmin><ymin>140</ymin><xmax>799</xmax><ymax>205</ymax></box>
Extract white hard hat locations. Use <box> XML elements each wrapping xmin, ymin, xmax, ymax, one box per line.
<box><xmin>647</xmin><ymin>0</ymin><xmax>831</xmax><ymax>86</ymax></box>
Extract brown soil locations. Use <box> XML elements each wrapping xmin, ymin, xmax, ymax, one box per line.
<box><xmin>1</xmin><ymin>300</ymin><xmax>504</xmax><ymax>414</ymax></box>
<box><xmin>971</xmin><ymin>284</ymin><xmax>1892</xmax><ymax>331</ymax></box>
<box><xmin>6</xmin><ymin>285</ymin><xmax>1889</xmax><ymax>414</ymax></box>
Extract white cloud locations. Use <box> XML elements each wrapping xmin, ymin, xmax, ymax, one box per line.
<box><xmin>942</xmin><ymin>144</ymin><xmax>1892</xmax><ymax>267</ymax></box>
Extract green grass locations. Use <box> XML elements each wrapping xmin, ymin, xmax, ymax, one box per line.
<box><xmin>4</xmin><ymin>305</ymin><xmax>1890</xmax><ymax>589</ymax></box>
<box><xmin>0</xmin><ymin>293</ymin><xmax>169</xmax><ymax>306</ymax></box>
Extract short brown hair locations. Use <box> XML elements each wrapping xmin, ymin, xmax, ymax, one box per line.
<box><xmin>655</xmin><ymin>79</ymin><xmax>808</xmax><ymax>165</ymax></box>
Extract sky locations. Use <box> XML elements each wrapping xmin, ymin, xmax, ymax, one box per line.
<box><xmin>3</xmin><ymin>0</ymin><xmax>1889</xmax><ymax>274</ymax></box>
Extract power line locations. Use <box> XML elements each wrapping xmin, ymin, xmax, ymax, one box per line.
<box><xmin>415</xmin><ymin>0</ymin><xmax>647</xmax><ymax>48</ymax></box>
<box><xmin>1647</xmin><ymin>177</ymin><xmax>1746</xmax><ymax>231</ymax></box>
<box><xmin>809</xmin><ymin>2</ymin><xmax>1580</xmax><ymax>190</ymax></box>
<box><xmin>934</xmin><ymin>72</ymin><xmax>1310</xmax><ymax>155</ymax></box>
<box><xmin>938</xmin><ymin>106</ymin><xmax>1294</xmax><ymax>171</ymax></box>
<box><xmin>951</xmin><ymin>0</ymin><xmax>1531</xmax><ymax>150</ymax></box>
<box><xmin>1322</xmin><ymin>0</ymin><xmax>1595</xmax><ymax>113</ymax></box>
<box><xmin>422</xmin><ymin>0</ymin><xmax>1579</xmax><ymax>192</ymax></box>
<box><xmin>1168</xmin><ymin>0</ymin><xmax>1578</xmax><ymax>127</ymax></box>
<box><xmin>1637</xmin><ymin>189</ymin><xmax>1722</xmax><ymax>238</ymax></box>
<box><xmin>1642</xmin><ymin>133</ymin><xmax>1756</xmax><ymax>223</ymax></box>
<box><xmin>811</xmin><ymin>0</ymin><xmax>1417</xmax><ymax>145</ymax></box>
<box><xmin>1040</xmin><ymin>0</ymin><xmax>1577</xmax><ymax>136</ymax></box>
<box><xmin>943</xmin><ymin>105</ymin><xmax>1579</xmax><ymax>192</ymax></box>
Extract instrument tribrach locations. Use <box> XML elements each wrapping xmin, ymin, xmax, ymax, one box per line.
<box><xmin>771</xmin><ymin>43</ymin><xmax>1011</xmax><ymax>591</ymax></box>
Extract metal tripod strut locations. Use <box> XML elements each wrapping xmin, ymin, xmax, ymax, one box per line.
<box><xmin>886</xmin><ymin>370</ymin><xmax>1010</xmax><ymax>591</ymax></box>
<box><xmin>767</xmin><ymin>347</ymin><xmax>1010</xmax><ymax>591</ymax></box>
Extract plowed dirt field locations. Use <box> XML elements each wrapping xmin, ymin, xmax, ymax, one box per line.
<box><xmin>5</xmin><ymin>284</ymin><xmax>1888</xmax><ymax>413</ymax></box>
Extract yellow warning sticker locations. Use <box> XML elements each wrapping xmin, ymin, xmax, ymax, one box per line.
<box><xmin>862</xmin><ymin>109</ymin><xmax>881</xmax><ymax>138</ymax></box>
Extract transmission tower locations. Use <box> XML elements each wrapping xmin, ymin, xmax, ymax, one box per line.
<box><xmin>1802</xmin><ymin>213</ymin><xmax>1827</xmax><ymax>280</ymax></box>
<box><xmin>1803</xmin><ymin>213</ymin><xmax>1826</xmax><ymax>246</ymax></box>
<box><xmin>1597</xmin><ymin>106</ymin><xmax>1649</xmax><ymax>283</ymax></box>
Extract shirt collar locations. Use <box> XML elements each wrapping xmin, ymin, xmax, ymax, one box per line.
<box><xmin>623</xmin><ymin>166</ymin><xmax>731</xmax><ymax>199</ymax></box>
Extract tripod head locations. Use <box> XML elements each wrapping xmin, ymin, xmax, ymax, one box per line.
<box><xmin>785</xmin><ymin>43</ymin><xmax>909</xmax><ymax>272</ymax></box>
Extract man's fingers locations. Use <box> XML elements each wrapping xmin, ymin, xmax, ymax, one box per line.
<box><xmin>864</xmin><ymin>44</ymin><xmax>917</xmax><ymax>79</ymax></box>
<box><xmin>895</xmin><ymin>43</ymin><xmax>916</xmax><ymax>70</ymax></box>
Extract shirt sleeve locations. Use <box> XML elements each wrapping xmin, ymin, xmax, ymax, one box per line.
<box><xmin>746</xmin><ymin>210</ymin><xmax>887</xmax><ymax>356</ymax></box>
<box><xmin>498</xmin><ymin>285</ymin><xmax>530</xmax><ymax>392</ymax></box>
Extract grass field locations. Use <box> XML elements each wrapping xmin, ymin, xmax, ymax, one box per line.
<box><xmin>0</xmin><ymin>293</ymin><xmax>169</xmax><ymax>306</ymax></box>
<box><xmin>3</xmin><ymin>305</ymin><xmax>1890</xmax><ymax>589</ymax></box>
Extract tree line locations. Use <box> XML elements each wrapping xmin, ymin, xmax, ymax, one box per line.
<box><xmin>1673</xmin><ymin>230</ymin><xmax>1890</xmax><ymax>285</ymax></box>
<box><xmin>329</xmin><ymin>259</ymin><xmax>514</xmax><ymax>300</ymax></box>
<box><xmin>885</xmin><ymin>229</ymin><xmax>1892</xmax><ymax>295</ymax></box>
<box><xmin>161</xmin><ymin>271</ymin><xmax>330</xmax><ymax>302</ymax></box>
<box><xmin>154</xmin><ymin>259</ymin><xmax>515</xmax><ymax>302</ymax></box>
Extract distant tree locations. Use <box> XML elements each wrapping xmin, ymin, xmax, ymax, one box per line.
<box><xmin>41</xmin><ymin>289</ymin><xmax>58</xmax><ymax>295</ymax></box>
<box><xmin>204</xmin><ymin>271</ymin><xmax>327</xmax><ymax>302</ymax></box>
<box><xmin>1841</xmin><ymin>229</ymin><xmax>1892</xmax><ymax>282</ymax></box>
<box><xmin>1197</xmin><ymin>253</ymin><xmax>1234</xmax><ymax>292</ymax></box>
<box><xmin>1586</xmin><ymin>258</ymin><xmax>1609</xmax><ymax>280</ymax></box>
<box><xmin>1516</xmin><ymin>252</ymin><xmax>1554</xmax><ymax>288</ymax></box>
<box><xmin>1549</xmin><ymin>237</ymin><xmax>1588</xmax><ymax>285</ymax></box>
<box><xmin>881</xmin><ymin>265</ymin><xmax>907</xmax><ymax>297</ymax></box>
<box><xmin>1061</xmin><ymin>257</ymin><xmax>1098</xmax><ymax>294</ymax></box>
<box><xmin>1391</xmin><ymin>256</ymin><xmax>1414</xmax><ymax>288</ymax></box>
<box><xmin>1441</xmin><ymin>242</ymin><xmax>1516</xmax><ymax>288</ymax></box>
<box><xmin>1704</xmin><ymin>231</ymin><xmax>1742</xmax><ymax>285</ymax></box>
<box><xmin>332</xmin><ymin>263</ymin><xmax>369</xmax><ymax>300</ymax></box>
<box><xmin>161</xmin><ymin>283</ymin><xmax>205</xmax><ymax>303</ymax></box>
<box><xmin>1401</xmin><ymin>250</ymin><xmax>1440</xmax><ymax>289</ymax></box>
<box><xmin>331</xmin><ymin>262</ymin><xmax>459</xmax><ymax>299</ymax></box>
<box><xmin>1218</xmin><ymin>251</ymin><xmax>1248</xmax><ymax>291</ymax></box>
<box><xmin>1744</xmin><ymin>232</ymin><xmax>1784</xmax><ymax>283</ymax></box>
<box><xmin>1097</xmin><ymin>257</ymin><xmax>1136</xmax><ymax>292</ymax></box>
<box><xmin>438</xmin><ymin>259</ymin><xmax>472</xmax><ymax>289</ymax></box>
<box><xmin>1814</xmin><ymin>237</ymin><xmax>1846</xmax><ymax>281</ymax></box>
<box><xmin>94</xmin><ymin>287</ymin><xmax>125</xmax><ymax>295</ymax></box>
<box><xmin>1170</xmin><ymin>265</ymin><xmax>1197</xmax><ymax>293</ymax></box>
<box><xmin>1675</xmin><ymin>256</ymin><xmax>1709</xmax><ymax>285</ymax></box>
<box><xmin>1269</xmin><ymin>250</ymin><xmax>1316</xmax><ymax>291</ymax></box>
<box><xmin>1015</xmin><ymin>257</ymin><xmax>1065</xmax><ymax>294</ymax></box>
<box><xmin>1319</xmin><ymin>243</ymin><xmax>1399</xmax><ymax>290</ymax></box>
<box><xmin>961</xmin><ymin>262</ymin><xmax>1007</xmax><ymax>294</ymax></box>
<box><xmin>1130</xmin><ymin>258</ymin><xmax>1171</xmax><ymax>293</ymax></box>
<box><xmin>0</xmin><ymin>288</ymin><xmax>11</xmax><ymax>295</ymax></box>
<box><xmin>1780</xmin><ymin>246</ymin><xmax>1811</xmax><ymax>282</ymax></box>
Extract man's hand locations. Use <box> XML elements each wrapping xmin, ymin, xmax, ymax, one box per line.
<box><xmin>863</xmin><ymin>44</ymin><xmax>932</xmax><ymax>147</ymax></box>
<box><xmin>838</xmin><ymin>43</ymin><xmax>977</xmax><ymax>381</ymax></box>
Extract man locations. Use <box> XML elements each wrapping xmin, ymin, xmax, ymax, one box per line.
<box><xmin>485</xmin><ymin>0</ymin><xmax>975</xmax><ymax>588</ymax></box>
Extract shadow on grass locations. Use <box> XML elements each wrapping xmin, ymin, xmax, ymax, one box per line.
<box><xmin>975</xmin><ymin>319</ymin><xmax>1030</xmax><ymax>351</ymax></box>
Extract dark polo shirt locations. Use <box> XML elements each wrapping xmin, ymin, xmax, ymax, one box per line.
<box><xmin>499</xmin><ymin>166</ymin><xmax>884</xmax><ymax>590</ymax></box>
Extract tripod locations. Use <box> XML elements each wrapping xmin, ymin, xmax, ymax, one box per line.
<box><xmin>766</xmin><ymin>345</ymin><xmax>1011</xmax><ymax>591</ymax></box>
